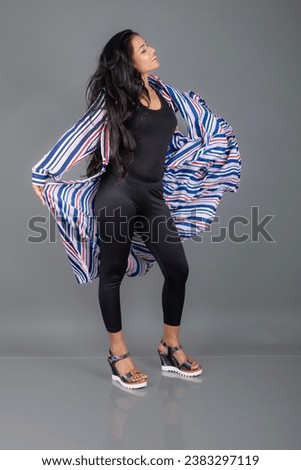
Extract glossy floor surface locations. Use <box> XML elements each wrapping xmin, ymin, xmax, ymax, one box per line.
<box><xmin>0</xmin><ymin>356</ymin><xmax>300</xmax><ymax>449</ymax></box>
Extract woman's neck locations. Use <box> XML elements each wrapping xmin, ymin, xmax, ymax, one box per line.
<box><xmin>141</xmin><ymin>74</ymin><xmax>153</xmax><ymax>93</ymax></box>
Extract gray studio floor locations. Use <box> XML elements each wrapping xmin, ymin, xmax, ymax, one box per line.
<box><xmin>0</xmin><ymin>355</ymin><xmax>300</xmax><ymax>450</ymax></box>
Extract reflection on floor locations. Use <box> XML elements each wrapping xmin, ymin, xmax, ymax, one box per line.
<box><xmin>0</xmin><ymin>356</ymin><xmax>300</xmax><ymax>449</ymax></box>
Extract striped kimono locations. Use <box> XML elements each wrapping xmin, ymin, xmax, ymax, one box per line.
<box><xmin>31</xmin><ymin>74</ymin><xmax>241</xmax><ymax>284</ymax></box>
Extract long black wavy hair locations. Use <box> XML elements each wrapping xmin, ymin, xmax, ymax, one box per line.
<box><xmin>84</xmin><ymin>29</ymin><xmax>154</xmax><ymax>182</ymax></box>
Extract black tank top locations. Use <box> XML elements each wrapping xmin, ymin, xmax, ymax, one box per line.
<box><xmin>126</xmin><ymin>88</ymin><xmax>178</xmax><ymax>182</ymax></box>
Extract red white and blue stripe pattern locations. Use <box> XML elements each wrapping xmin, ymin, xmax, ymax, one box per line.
<box><xmin>32</xmin><ymin>74</ymin><xmax>241</xmax><ymax>284</ymax></box>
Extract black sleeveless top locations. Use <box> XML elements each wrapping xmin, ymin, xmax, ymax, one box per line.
<box><xmin>126</xmin><ymin>88</ymin><xmax>178</xmax><ymax>182</ymax></box>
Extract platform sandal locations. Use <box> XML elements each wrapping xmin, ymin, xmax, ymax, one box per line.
<box><xmin>107</xmin><ymin>349</ymin><xmax>148</xmax><ymax>390</ymax></box>
<box><xmin>157</xmin><ymin>339</ymin><xmax>203</xmax><ymax>377</ymax></box>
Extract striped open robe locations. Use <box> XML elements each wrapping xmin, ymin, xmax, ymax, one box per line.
<box><xmin>32</xmin><ymin>74</ymin><xmax>241</xmax><ymax>284</ymax></box>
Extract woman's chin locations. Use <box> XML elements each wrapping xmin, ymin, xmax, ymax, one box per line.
<box><xmin>150</xmin><ymin>61</ymin><xmax>160</xmax><ymax>72</ymax></box>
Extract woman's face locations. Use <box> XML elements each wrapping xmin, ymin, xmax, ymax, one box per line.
<box><xmin>130</xmin><ymin>35</ymin><xmax>159</xmax><ymax>76</ymax></box>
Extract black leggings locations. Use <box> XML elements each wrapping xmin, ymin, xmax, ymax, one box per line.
<box><xmin>93</xmin><ymin>165</ymin><xmax>189</xmax><ymax>333</ymax></box>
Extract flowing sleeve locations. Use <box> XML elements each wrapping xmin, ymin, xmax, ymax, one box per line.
<box><xmin>32</xmin><ymin>91</ymin><xmax>107</xmax><ymax>185</ymax></box>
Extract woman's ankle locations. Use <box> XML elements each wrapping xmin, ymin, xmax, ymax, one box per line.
<box><xmin>108</xmin><ymin>330</ymin><xmax>128</xmax><ymax>354</ymax></box>
<box><xmin>162</xmin><ymin>323</ymin><xmax>181</xmax><ymax>345</ymax></box>
<box><xmin>109</xmin><ymin>341</ymin><xmax>128</xmax><ymax>353</ymax></box>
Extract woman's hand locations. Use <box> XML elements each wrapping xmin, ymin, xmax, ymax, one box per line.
<box><xmin>32</xmin><ymin>184</ymin><xmax>46</xmax><ymax>206</ymax></box>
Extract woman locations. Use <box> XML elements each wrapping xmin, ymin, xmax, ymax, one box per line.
<box><xmin>32</xmin><ymin>29</ymin><xmax>240</xmax><ymax>390</ymax></box>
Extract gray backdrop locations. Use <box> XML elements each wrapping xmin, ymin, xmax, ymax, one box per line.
<box><xmin>1</xmin><ymin>0</ymin><xmax>300</xmax><ymax>358</ymax></box>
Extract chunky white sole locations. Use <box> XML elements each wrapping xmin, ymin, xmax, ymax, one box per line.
<box><xmin>161</xmin><ymin>365</ymin><xmax>203</xmax><ymax>377</ymax></box>
<box><xmin>112</xmin><ymin>374</ymin><xmax>147</xmax><ymax>389</ymax></box>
